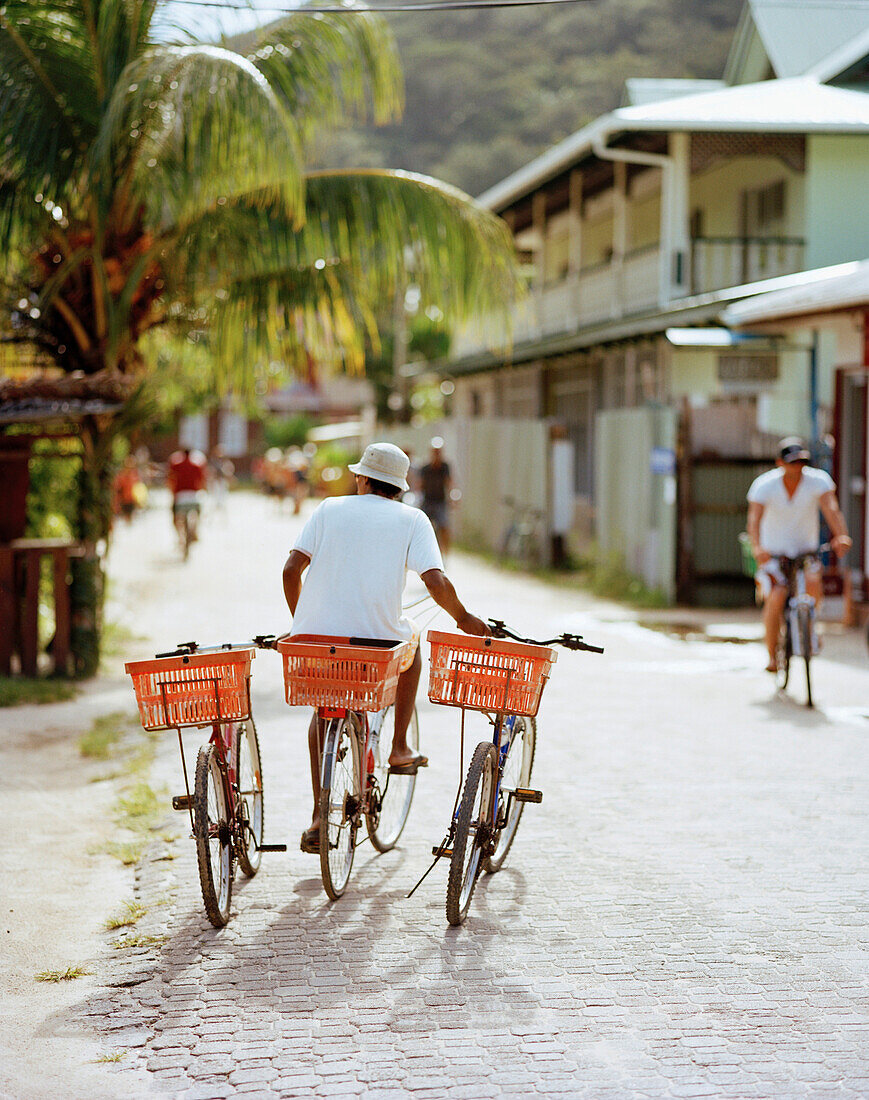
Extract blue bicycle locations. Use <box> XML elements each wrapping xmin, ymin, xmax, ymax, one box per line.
<box><xmin>424</xmin><ymin>619</ymin><xmax>603</xmax><ymax>926</ymax></box>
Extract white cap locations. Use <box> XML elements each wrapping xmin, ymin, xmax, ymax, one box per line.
<box><xmin>348</xmin><ymin>442</ymin><xmax>410</xmax><ymax>491</ymax></box>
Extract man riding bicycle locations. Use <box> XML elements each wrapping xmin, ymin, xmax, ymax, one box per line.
<box><xmin>167</xmin><ymin>447</ymin><xmax>207</xmax><ymax>545</ymax></box>
<box><xmin>282</xmin><ymin>442</ymin><xmax>489</xmax><ymax>854</ymax></box>
<box><xmin>746</xmin><ymin>436</ymin><xmax>851</xmax><ymax>673</ymax></box>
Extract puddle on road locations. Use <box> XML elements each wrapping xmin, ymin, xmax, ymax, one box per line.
<box><xmin>637</xmin><ymin>620</ymin><xmax>761</xmax><ymax>645</ymax></box>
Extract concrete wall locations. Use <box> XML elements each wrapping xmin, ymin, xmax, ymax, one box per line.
<box><xmin>806</xmin><ymin>135</ymin><xmax>869</xmax><ymax>268</ymax></box>
<box><xmin>594</xmin><ymin>406</ymin><xmax>678</xmax><ymax>600</ymax></box>
<box><xmin>378</xmin><ymin>417</ymin><xmax>550</xmax><ymax>553</ymax></box>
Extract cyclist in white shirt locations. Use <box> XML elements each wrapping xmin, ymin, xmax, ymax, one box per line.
<box><xmin>746</xmin><ymin>437</ymin><xmax>851</xmax><ymax>672</ymax></box>
<box><xmin>282</xmin><ymin>442</ymin><xmax>489</xmax><ymax>853</ymax></box>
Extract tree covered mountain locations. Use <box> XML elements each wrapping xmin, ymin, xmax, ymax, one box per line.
<box><xmin>310</xmin><ymin>0</ymin><xmax>743</xmax><ymax>196</ymax></box>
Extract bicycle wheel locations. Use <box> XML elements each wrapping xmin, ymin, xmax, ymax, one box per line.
<box><xmin>775</xmin><ymin>613</ymin><xmax>791</xmax><ymax>692</ymax></box>
<box><xmin>234</xmin><ymin>719</ymin><xmax>264</xmax><ymax>877</ymax></box>
<box><xmin>798</xmin><ymin>605</ymin><xmax>813</xmax><ymax>708</ymax></box>
<box><xmin>366</xmin><ymin>705</ymin><xmax>419</xmax><ymax>852</ymax></box>
<box><xmin>194</xmin><ymin>743</ymin><xmax>233</xmax><ymax>927</ymax></box>
<box><xmin>484</xmin><ymin>716</ymin><xmax>536</xmax><ymax>874</ymax></box>
<box><xmin>446</xmin><ymin>741</ymin><xmax>497</xmax><ymax>927</ymax></box>
<box><xmin>182</xmin><ymin>512</ymin><xmax>191</xmax><ymax>560</ymax></box>
<box><xmin>319</xmin><ymin>717</ymin><xmax>362</xmax><ymax>900</ymax></box>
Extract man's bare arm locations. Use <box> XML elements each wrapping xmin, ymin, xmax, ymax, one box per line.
<box><xmin>421</xmin><ymin>569</ymin><xmax>489</xmax><ymax>636</ymax></box>
<box><xmin>282</xmin><ymin>549</ymin><xmax>311</xmax><ymax>615</ymax></box>
<box><xmin>819</xmin><ymin>491</ymin><xmax>852</xmax><ymax>557</ymax></box>
<box><xmin>746</xmin><ymin>501</ymin><xmax>769</xmax><ymax>563</ymax></box>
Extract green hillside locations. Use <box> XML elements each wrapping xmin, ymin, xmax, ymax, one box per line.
<box><xmin>310</xmin><ymin>0</ymin><xmax>743</xmax><ymax>196</ymax></box>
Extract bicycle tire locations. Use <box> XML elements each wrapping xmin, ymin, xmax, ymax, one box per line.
<box><xmin>194</xmin><ymin>743</ymin><xmax>233</xmax><ymax>927</ymax></box>
<box><xmin>366</xmin><ymin>705</ymin><xmax>419</xmax><ymax>853</ymax></box>
<box><xmin>446</xmin><ymin>741</ymin><xmax>497</xmax><ymax>926</ymax></box>
<box><xmin>319</xmin><ymin>717</ymin><xmax>361</xmax><ymax>900</ymax></box>
<box><xmin>182</xmin><ymin>512</ymin><xmax>191</xmax><ymax>561</ymax></box>
<box><xmin>234</xmin><ymin>719</ymin><xmax>264</xmax><ymax>877</ymax></box>
<box><xmin>483</xmin><ymin>716</ymin><xmax>536</xmax><ymax>874</ymax></box>
<box><xmin>798</xmin><ymin>605</ymin><xmax>813</xmax><ymax>708</ymax></box>
<box><xmin>775</xmin><ymin>613</ymin><xmax>791</xmax><ymax>691</ymax></box>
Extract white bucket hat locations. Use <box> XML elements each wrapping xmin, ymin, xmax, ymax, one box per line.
<box><xmin>348</xmin><ymin>442</ymin><xmax>410</xmax><ymax>491</ymax></box>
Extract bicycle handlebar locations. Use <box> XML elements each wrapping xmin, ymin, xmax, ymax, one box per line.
<box><xmin>154</xmin><ymin>634</ymin><xmax>280</xmax><ymax>658</ymax></box>
<box><xmin>487</xmin><ymin>619</ymin><xmax>604</xmax><ymax>655</ymax></box>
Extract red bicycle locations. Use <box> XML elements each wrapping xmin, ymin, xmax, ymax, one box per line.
<box><xmin>126</xmin><ymin>635</ymin><xmax>286</xmax><ymax>927</ymax></box>
<box><xmin>278</xmin><ymin>635</ymin><xmax>420</xmax><ymax>900</ymax></box>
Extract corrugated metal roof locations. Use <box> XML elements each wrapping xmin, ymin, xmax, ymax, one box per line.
<box><xmin>621</xmin><ymin>78</ymin><xmax>725</xmax><ymax>108</ymax></box>
<box><xmin>478</xmin><ymin>79</ymin><xmax>869</xmax><ymax>211</ymax></box>
<box><xmin>748</xmin><ymin>0</ymin><xmax>869</xmax><ymax>78</ymax></box>
<box><xmin>722</xmin><ymin>259</ymin><xmax>869</xmax><ymax>324</ymax></box>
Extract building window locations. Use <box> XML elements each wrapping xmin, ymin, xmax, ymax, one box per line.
<box><xmin>743</xmin><ymin>180</ymin><xmax>786</xmax><ymax>234</ymax></box>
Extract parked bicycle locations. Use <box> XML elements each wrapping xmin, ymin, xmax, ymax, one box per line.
<box><xmin>420</xmin><ymin>619</ymin><xmax>603</xmax><ymax>925</ymax></box>
<box><xmin>278</xmin><ymin>635</ymin><xmax>420</xmax><ymax>900</ymax></box>
<box><xmin>499</xmin><ymin>497</ymin><xmax>546</xmax><ymax>568</ymax></box>
<box><xmin>775</xmin><ymin>545</ymin><xmax>830</xmax><ymax>708</ymax></box>
<box><xmin>125</xmin><ymin>635</ymin><xmax>286</xmax><ymax>927</ymax></box>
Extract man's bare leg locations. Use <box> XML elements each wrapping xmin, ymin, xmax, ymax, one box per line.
<box><xmin>763</xmin><ymin>584</ymin><xmax>787</xmax><ymax>669</ymax></box>
<box><xmin>388</xmin><ymin>647</ymin><xmax>425</xmax><ymax>768</ymax></box>
<box><xmin>307</xmin><ymin>711</ymin><xmax>324</xmax><ymax>830</ymax></box>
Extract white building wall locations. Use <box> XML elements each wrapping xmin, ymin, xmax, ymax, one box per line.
<box><xmin>806</xmin><ymin>135</ymin><xmax>869</xmax><ymax>268</ymax></box>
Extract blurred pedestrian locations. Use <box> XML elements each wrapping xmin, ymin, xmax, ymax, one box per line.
<box><xmin>419</xmin><ymin>437</ymin><xmax>453</xmax><ymax>554</ymax></box>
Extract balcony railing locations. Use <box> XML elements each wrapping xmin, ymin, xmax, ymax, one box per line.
<box><xmin>690</xmin><ymin>236</ymin><xmax>805</xmax><ymax>295</ymax></box>
<box><xmin>452</xmin><ymin>236</ymin><xmax>805</xmax><ymax>360</ymax></box>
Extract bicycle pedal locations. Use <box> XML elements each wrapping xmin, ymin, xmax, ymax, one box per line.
<box><xmin>258</xmin><ymin>843</ymin><xmax>288</xmax><ymax>853</ymax></box>
<box><xmin>172</xmin><ymin>794</ymin><xmax>193</xmax><ymax>810</ymax></box>
<box><xmin>432</xmin><ymin>845</ymin><xmax>453</xmax><ymax>858</ymax></box>
<box><xmin>513</xmin><ymin>788</ymin><xmax>543</xmax><ymax>804</ymax></box>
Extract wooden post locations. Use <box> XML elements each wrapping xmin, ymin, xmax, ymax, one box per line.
<box><xmin>0</xmin><ymin>547</ymin><xmax>14</xmax><ymax>675</ymax></box>
<box><xmin>53</xmin><ymin>548</ymin><xmax>72</xmax><ymax>676</ymax></box>
<box><xmin>21</xmin><ymin>549</ymin><xmax>39</xmax><ymax>677</ymax></box>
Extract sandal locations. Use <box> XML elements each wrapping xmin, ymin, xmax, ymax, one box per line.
<box><xmin>300</xmin><ymin>825</ymin><xmax>320</xmax><ymax>853</ymax></box>
<box><xmin>388</xmin><ymin>753</ymin><xmax>429</xmax><ymax>775</ymax></box>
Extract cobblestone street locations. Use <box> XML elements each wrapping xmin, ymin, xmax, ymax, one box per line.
<box><xmin>33</xmin><ymin>492</ymin><xmax>869</xmax><ymax>1097</ymax></box>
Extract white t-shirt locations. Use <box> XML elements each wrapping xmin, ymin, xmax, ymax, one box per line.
<box><xmin>290</xmin><ymin>494</ymin><xmax>443</xmax><ymax>642</ymax></box>
<box><xmin>746</xmin><ymin>466</ymin><xmax>835</xmax><ymax>557</ymax></box>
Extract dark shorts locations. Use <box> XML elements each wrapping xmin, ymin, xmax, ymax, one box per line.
<box><xmin>422</xmin><ymin>501</ymin><xmax>449</xmax><ymax>530</ymax></box>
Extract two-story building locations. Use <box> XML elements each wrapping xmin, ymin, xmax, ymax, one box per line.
<box><xmin>438</xmin><ymin>0</ymin><xmax>869</xmax><ymax>604</ymax></box>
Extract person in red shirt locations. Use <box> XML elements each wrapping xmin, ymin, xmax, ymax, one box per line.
<box><xmin>167</xmin><ymin>448</ymin><xmax>207</xmax><ymax>545</ymax></box>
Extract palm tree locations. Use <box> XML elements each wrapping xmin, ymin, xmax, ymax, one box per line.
<box><xmin>0</xmin><ymin>0</ymin><xmax>519</xmax><ymax>674</ymax></box>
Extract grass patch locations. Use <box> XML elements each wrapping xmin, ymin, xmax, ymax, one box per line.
<box><xmin>105</xmin><ymin>901</ymin><xmax>146</xmax><ymax>930</ymax></box>
<box><xmin>115</xmin><ymin>781</ymin><xmax>163</xmax><ymax>831</ymax></box>
<box><xmin>110</xmin><ymin>933</ymin><xmax>167</xmax><ymax>950</ymax></box>
<box><xmin>0</xmin><ymin>677</ymin><xmax>77</xmax><ymax>707</ymax></box>
<box><xmin>35</xmin><ymin>965</ymin><xmax>89</xmax><ymax>982</ymax></box>
<box><xmin>78</xmin><ymin>711</ymin><xmax>129</xmax><ymax>759</ymax></box>
<box><xmin>99</xmin><ymin>840</ymin><xmax>146</xmax><ymax>866</ymax></box>
<box><xmin>94</xmin><ymin>1051</ymin><xmax>126</xmax><ymax>1063</ymax></box>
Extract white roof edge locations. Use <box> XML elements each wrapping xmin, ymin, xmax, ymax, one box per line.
<box><xmin>807</xmin><ymin>25</ymin><xmax>869</xmax><ymax>83</ymax></box>
<box><xmin>476</xmin><ymin>115</ymin><xmax>613</xmax><ymax>209</ymax></box>
<box><xmin>722</xmin><ymin>259</ymin><xmax>867</xmax><ymax>325</ymax></box>
<box><xmin>477</xmin><ymin>78</ymin><xmax>869</xmax><ymax>211</ymax></box>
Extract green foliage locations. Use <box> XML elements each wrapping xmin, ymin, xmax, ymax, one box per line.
<box><xmin>0</xmin><ymin>677</ymin><xmax>77</xmax><ymax>707</ymax></box>
<box><xmin>25</xmin><ymin>439</ymin><xmax>80</xmax><ymax>540</ymax></box>
<box><xmin>562</xmin><ymin>546</ymin><xmax>670</xmax><ymax>608</ymax></box>
<box><xmin>314</xmin><ymin>0</ymin><xmax>743</xmax><ymax>195</ymax></box>
<box><xmin>104</xmin><ymin>901</ymin><xmax>146</xmax><ymax>931</ymax></box>
<box><xmin>78</xmin><ymin>711</ymin><xmax>130</xmax><ymax>760</ymax></box>
<box><xmin>35</xmin><ymin>966</ymin><xmax>90</xmax><ymax>983</ymax></box>
<box><xmin>264</xmin><ymin>414</ymin><xmax>317</xmax><ymax>449</ymax></box>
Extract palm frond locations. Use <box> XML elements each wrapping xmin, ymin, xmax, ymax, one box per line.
<box><xmin>246</xmin><ymin>8</ymin><xmax>403</xmax><ymax>144</ymax></box>
<box><xmin>90</xmin><ymin>45</ymin><xmax>304</xmax><ymax>230</ymax></box>
<box><xmin>303</xmin><ymin>170</ymin><xmax>522</xmax><ymax>325</ymax></box>
<box><xmin>0</xmin><ymin>1</ymin><xmax>98</xmax><ymax>206</ymax></box>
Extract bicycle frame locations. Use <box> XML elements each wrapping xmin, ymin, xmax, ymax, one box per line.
<box><xmin>318</xmin><ymin>707</ymin><xmax>390</xmax><ymax>822</ymax></box>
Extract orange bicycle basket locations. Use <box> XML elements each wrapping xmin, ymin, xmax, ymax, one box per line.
<box><xmin>125</xmin><ymin>649</ymin><xmax>255</xmax><ymax>731</ymax></box>
<box><xmin>278</xmin><ymin>635</ymin><xmax>409</xmax><ymax>712</ymax></box>
<box><xmin>426</xmin><ymin>631</ymin><xmax>557</xmax><ymax>717</ymax></box>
